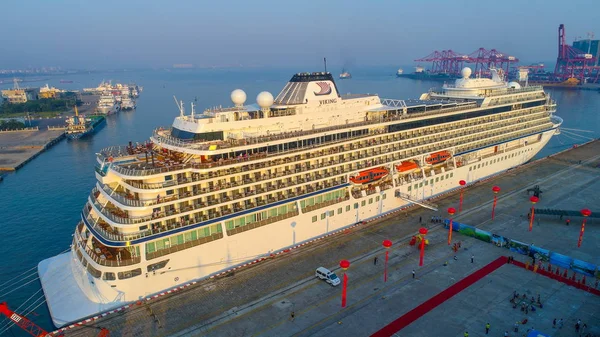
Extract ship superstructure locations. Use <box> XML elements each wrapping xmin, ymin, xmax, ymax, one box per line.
<box><xmin>95</xmin><ymin>95</ymin><xmax>119</xmax><ymax>115</ymax></box>
<box><xmin>39</xmin><ymin>69</ymin><xmax>561</xmax><ymax>327</ymax></box>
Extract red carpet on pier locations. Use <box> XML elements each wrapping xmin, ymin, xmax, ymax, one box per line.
<box><xmin>371</xmin><ymin>256</ymin><xmax>508</xmax><ymax>337</ymax></box>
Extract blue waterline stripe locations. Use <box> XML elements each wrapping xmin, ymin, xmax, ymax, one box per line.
<box><xmin>83</xmin><ymin>126</ymin><xmax>557</xmax><ymax>247</ymax></box>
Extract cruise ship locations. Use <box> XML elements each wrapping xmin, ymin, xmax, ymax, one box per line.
<box><xmin>95</xmin><ymin>95</ymin><xmax>119</xmax><ymax>115</ymax></box>
<box><xmin>38</xmin><ymin>67</ymin><xmax>561</xmax><ymax>327</ymax></box>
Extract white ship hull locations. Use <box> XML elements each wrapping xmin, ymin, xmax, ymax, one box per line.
<box><xmin>39</xmin><ymin>128</ymin><xmax>556</xmax><ymax>327</ymax></box>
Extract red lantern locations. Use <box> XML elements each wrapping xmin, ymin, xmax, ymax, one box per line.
<box><xmin>382</xmin><ymin>240</ymin><xmax>392</xmax><ymax>282</ymax></box>
<box><xmin>458</xmin><ymin>180</ymin><xmax>466</xmax><ymax>212</ymax></box>
<box><xmin>578</xmin><ymin>209</ymin><xmax>591</xmax><ymax>247</ymax></box>
<box><xmin>529</xmin><ymin>196</ymin><xmax>539</xmax><ymax>232</ymax></box>
<box><xmin>491</xmin><ymin>186</ymin><xmax>501</xmax><ymax>220</ymax></box>
<box><xmin>418</xmin><ymin>227</ymin><xmax>428</xmax><ymax>266</ymax></box>
<box><xmin>447</xmin><ymin>207</ymin><xmax>456</xmax><ymax>245</ymax></box>
<box><xmin>339</xmin><ymin>260</ymin><xmax>350</xmax><ymax>308</ymax></box>
<box><xmin>340</xmin><ymin>260</ymin><xmax>350</xmax><ymax>270</ymax></box>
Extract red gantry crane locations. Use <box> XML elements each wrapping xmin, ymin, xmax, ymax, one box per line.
<box><xmin>553</xmin><ymin>24</ymin><xmax>600</xmax><ymax>84</ymax></box>
<box><xmin>0</xmin><ymin>302</ymin><xmax>52</xmax><ymax>337</ymax></box>
<box><xmin>0</xmin><ymin>302</ymin><xmax>110</xmax><ymax>337</ymax></box>
<box><xmin>414</xmin><ymin>48</ymin><xmax>518</xmax><ymax>77</ymax></box>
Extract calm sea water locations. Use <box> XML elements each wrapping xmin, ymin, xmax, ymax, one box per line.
<box><xmin>0</xmin><ymin>67</ymin><xmax>598</xmax><ymax>334</ymax></box>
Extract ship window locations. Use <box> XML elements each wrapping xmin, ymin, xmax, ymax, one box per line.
<box><xmin>166</xmin><ymin>190</ymin><xmax>174</xmax><ymax>195</ymax></box>
<box><xmin>118</xmin><ymin>268</ymin><xmax>142</xmax><ymax>280</ymax></box>
<box><xmin>430</xmin><ymin>179</ymin><xmax>433</xmax><ymax>185</ymax></box>
<box><xmin>477</xmin><ymin>164</ymin><xmax>481</xmax><ymax>169</ymax></box>
<box><xmin>354</xmin><ymin>203</ymin><xmax>359</xmax><ymax>209</ymax></box>
<box><xmin>469</xmin><ymin>167</ymin><xmax>472</xmax><ymax>171</ymax></box>
<box><xmin>321</xmin><ymin>213</ymin><xmax>326</xmax><ymax>220</ymax></box>
<box><xmin>346</xmin><ymin>205</ymin><xmax>351</xmax><ymax>212</ymax></box>
<box><xmin>419</xmin><ymin>183</ymin><xmax>423</xmax><ymax>188</ymax></box>
<box><xmin>312</xmin><ymin>216</ymin><xmax>317</xmax><ymax>222</ymax></box>
<box><xmin>408</xmin><ymin>186</ymin><xmax>412</xmax><ymax>192</ymax></box>
<box><xmin>329</xmin><ymin>210</ymin><xmax>334</xmax><ymax>217</ymax></box>
<box><xmin>225</xmin><ymin>220</ymin><xmax>234</xmax><ymax>230</ymax></box>
<box><xmin>103</xmin><ymin>272</ymin><xmax>116</xmax><ymax>281</ymax></box>
<box><xmin>87</xmin><ymin>264</ymin><xmax>101</xmax><ymax>279</ymax></box>
<box><xmin>382</xmin><ymin>194</ymin><xmax>386</xmax><ymax>200</ymax></box>
<box><xmin>424</xmin><ymin>180</ymin><xmax>428</xmax><ymax>186</ymax></box>
<box><xmin>369</xmin><ymin>198</ymin><xmax>373</xmax><ymax>204</ymax></box>
<box><xmin>414</xmin><ymin>184</ymin><xmax>418</xmax><ymax>190</ymax></box>
<box><xmin>165</xmin><ymin>175</ymin><xmax>173</xmax><ymax>181</ymax></box>
<box><xmin>300</xmin><ymin>200</ymin><xmax>306</xmax><ymax>208</ymax></box>
<box><xmin>376</xmin><ymin>196</ymin><xmax>380</xmax><ymax>202</ymax></box>
<box><xmin>440</xmin><ymin>175</ymin><xmax>444</xmax><ymax>180</ymax></box>
<box><xmin>146</xmin><ymin>242</ymin><xmax>156</xmax><ymax>253</ymax></box>
<box><xmin>361</xmin><ymin>200</ymin><xmax>366</xmax><ymax>207</ymax></box>
<box><xmin>147</xmin><ymin>259</ymin><xmax>170</xmax><ymax>272</ymax></box>
<box><xmin>338</xmin><ymin>208</ymin><xmax>342</xmax><ymax>214</ymax></box>
<box><xmin>450</xmin><ymin>173</ymin><xmax>453</xmax><ymax>177</ymax></box>
<box><xmin>175</xmin><ymin>234</ymin><xmax>184</xmax><ymax>245</ymax></box>
<box><xmin>81</xmin><ymin>258</ymin><xmax>88</xmax><ymax>268</ymax></box>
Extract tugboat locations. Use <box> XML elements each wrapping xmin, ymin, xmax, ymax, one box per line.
<box><xmin>350</xmin><ymin>167</ymin><xmax>389</xmax><ymax>184</ymax></box>
<box><xmin>65</xmin><ymin>105</ymin><xmax>105</xmax><ymax>140</ymax></box>
<box><xmin>339</xmin><ymin>68</ymin><xmax>352</xmax><ymax>79</ymax></box>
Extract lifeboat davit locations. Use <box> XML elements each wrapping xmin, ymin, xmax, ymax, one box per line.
<box><xmin>425</xmin><ymin>151</ymin><xmax>451</xmax><ymax>165</ymax></box>
<box><xmin>349</xmin><ymin>167</ymin><xmax>389</xmax><ymax>185</ymax></box>
<box><xmin>395</xmin><ymin>160</ymin><xmax>419</xmax><ymax>173</ymax></box>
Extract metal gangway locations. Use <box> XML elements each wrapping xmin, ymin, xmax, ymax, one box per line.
<box><xmin>395</xmin><ymin>190</ymin><xmax>438</xmax><ymax>211</ymax></box>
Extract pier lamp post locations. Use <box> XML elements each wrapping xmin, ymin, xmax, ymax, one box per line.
<box><xmin>447</xmin><ymin>207</ymin><xmax>456</xmax><ymax>245</ymax></box>
<box><xmin>340</xmin><ymin>259</ymin><xmax>350</xmax><ymax>308</ymax></box>
<box><xmin>418</xmin><ymin>227</ymin><xmax>428</xmax><ymax>267</ymax></box>
<box><xmin>458</xmin><ymin>180</ymin><xmax>466</xmax><ymax>212</ymax></box>
<box><xmin>577</xmin><ymin>209</ymin><xmax>591</xmax><ymax>248</ymax></box>
<box><xmin>382</xmin><ymin>240</ymin><xmax>392</xmax><ymax>282</ymax></box>
<box><xmin>491</xmin><ymin>186</ymin><xmax>501</xmax><ymax>220</ymax></box>
<box><xmin>529</xmin><ymin>196</ymin><xmax>539</xmax><ymax>231</ymax></box>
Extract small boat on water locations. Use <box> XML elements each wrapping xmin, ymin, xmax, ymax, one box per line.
<box><xmin>395</xmin><ymin>160</ymin><xmax>419</xmax><ymax>172</ymax></box>
<box><xmin>339</xmin><ymin>68</ymin><xmax>352</xmax><ymax>79</ymax></box>
<box><xmin>350</xmin><ymin>167</ymin><xmax>389</xmax><ymax>184</ymax></box>
<box><xmin>65</xmin><ymin>106</ymin><xmax>105</xmax><ymax>140</ymax></box>
<box><xmin>60</xmin><ymin>80</ymin><xmax>73</xmax><ymax>83</ymax></box>
<box><xmin>425</xmin><ymin>151</ymin><xmax>451</xmax><ymax>165</ymax></box>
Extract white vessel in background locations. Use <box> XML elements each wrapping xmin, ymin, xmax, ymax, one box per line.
<box><xmin>95</xmin><ymin>95</ymin><xmax>119</xmax><ymax>115</ymax></box>
<box><xmin>339</xmin><ymin>68</ymin><xmax>352</xmax><ymax>79</ymax></box>
<box><xmin>396</xmin><ymin>68</ymin><xmax>404</xmax><ymax>76</ymax></box>
<box><xmin>121</xmin><ymin>96</ymin><xmax>136</xmax><ymax>110</ymax></box>
<box><xmin>39</xmin><ymin>68</ymin><xmax>561</xmax><ymax>327</ymax></box>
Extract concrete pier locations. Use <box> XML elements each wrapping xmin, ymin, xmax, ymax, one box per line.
<box><xmin>0</xmin><ymin>125</ymin><xmax>65</xmax><ymax>171</ymax></box>
<box><xmin>61</xmin><ymin>140</ymin><xmax>600</xmax><ymax>337</ymax></box>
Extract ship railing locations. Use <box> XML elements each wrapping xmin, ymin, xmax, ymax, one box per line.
<box><xmin>109</xmin><ymin>104</ymin><xmax>542</xmax><ymax>182</ymax></box>
<box><xmin>98</xmin><ymin>183</ymin><xmax>145</xmax><ymax>207</ymax></box>
<box><xmin>82</xmin><ymin>243</ymin><xmax>141</xmax><ymax>267</ymax></box>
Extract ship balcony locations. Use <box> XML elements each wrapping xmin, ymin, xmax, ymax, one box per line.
<box><xmin>74</xmin><ymin>226</ymin><xmax>141</xmax><ymax>267</ymax></box>
<box><xmin>102</xmin><ymin>105</ymin><xmax>543</xmax><ymax>185</ymax></box>
<box><xmin>85</xmin><ymin>177</ymin><xmax>349</xmax><ymax>242</ymax></box>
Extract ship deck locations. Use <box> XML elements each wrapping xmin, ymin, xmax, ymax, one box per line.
<box><xmin>58</xmin><ymin>140</ymin><xmax>600</xmax><ymax>337</ymax></box>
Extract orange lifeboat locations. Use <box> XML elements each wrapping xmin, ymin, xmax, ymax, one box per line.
<box><xmin>349</xmin><ymin>167</ymin><xmax>389</xmax><ymax>185</ymax></box>
<box><xmin>395</xmin><ymin>160</ymin><xmax>419</xmax><ymax>172</ymax></box>
<box><xmin>425</xmin><ymin>151</ymin><xmax>451</xmax><ymax>165</ymax></box>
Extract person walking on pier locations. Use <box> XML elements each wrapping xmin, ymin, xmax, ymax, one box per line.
<box><xmin>412</xmin><ymin>269</ymin><xmax>415</xmax><ymax>279</ymax></box>
<box><xmin>419</xmin><ymin>216</ymin><xmax>422</xmax><ymax>223</ymax></box>
<box><xmin>289</xmin><ymin>311</ymin><xmax>295</xmax><ymax>321</ymax></box>
<box><xmin>485</xmin><ymin>322</ymin><xmax>490</xmax><ymax>334</ymax></box>
<box><xmin>374</xmin><ymin>256</ymin><xmax>378</xmax><ymax>265</ymax></box>
<box><xmin>553</xmin><ymin>318</ymin><xmax>557</xmax><ymax>328</ymax></box>
<box><xmin>471</xmin><ymin>254</ymin><xmax>474</xmax><ymax>263</ymax></box>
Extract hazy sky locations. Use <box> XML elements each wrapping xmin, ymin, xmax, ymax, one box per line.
<box><xmin>1</xmin><ymin>0</ymin><xmax>599</xmax><ymax>69</ymax></box>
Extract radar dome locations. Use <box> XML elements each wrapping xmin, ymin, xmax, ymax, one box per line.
<box><xmin>461</xmin><ymin>67</ymin><xmax>472</xmax><ymax>78</ymax></box>
<box><xmin>508</xmin><ymin>82</ymin><xmax>521</xmax><ymax>89</ymax></box>
<box><xmin>231</xmin><ymin>89</ymin><xmax>247</xmax><ymax>106</ymax></box>
<box><xmin>257</xmin><ymin>91</ymin><xmax>274</xmax><ymax>109</ymax></box>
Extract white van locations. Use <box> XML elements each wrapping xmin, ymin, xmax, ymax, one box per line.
<box><xmin>315</xmin><ymin>267</ymin><xmax>341</xmax><ymax>286</ymax></box>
